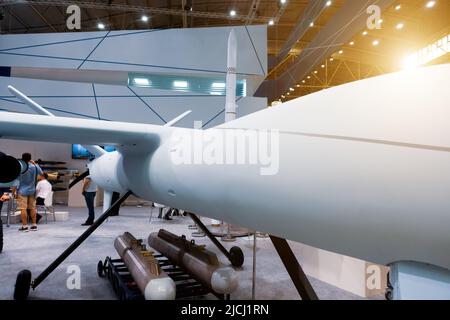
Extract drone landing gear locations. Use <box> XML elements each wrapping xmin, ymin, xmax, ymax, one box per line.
<box><xmin>13</xmin><ymin>191</ymin><xmax>133</xmax><ymax>300</ymax></box>
<box><xmin>270</xmin><ymin>235</ymin><xmax>319</xmax><ymax>300</ymax></box>
<box><xmin>13</xmin><ymin>270</ymin><xmax>31</xmax><ymax>300</ymax></box>
<box><xmin>186</xmin><ymin>212</ymin><xmax>244</xmax><ymax>268</ymax></box>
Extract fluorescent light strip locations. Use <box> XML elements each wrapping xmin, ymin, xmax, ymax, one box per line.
<box><xmin>211</xmin><ymin>82</ymin><xmax>226</xmax><ymax>88</ymax></box>
<box><xmin>173</xmin><ymin>80</ymin><xmax>188</xmax><ymax>88</ymax></box>
<box><xmin>133</xmin><ymin>78</ymin><xmax>150</xmax><ymax>86</ymax></box>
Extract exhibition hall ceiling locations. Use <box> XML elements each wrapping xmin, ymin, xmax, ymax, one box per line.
<box><xmin>0</xmin><ymin>0</ymin><xmax>449</xmax><ymax>102</ymax></box>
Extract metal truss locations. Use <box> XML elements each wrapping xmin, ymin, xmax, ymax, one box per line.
<box><xmin>0</xmin><ymin>0</ymin><xmax>273</xmax><ymax>23</ymax></box>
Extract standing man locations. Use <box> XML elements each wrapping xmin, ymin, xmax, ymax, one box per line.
<box><xmin>13</xmin><ymin>153</ymin><xmax>43</xmax><ymax>232</ymax></box>
<box><xmin>81</xmin><ymin>175</ymin><xmax>97</xmax><ymax>226</ymax></box>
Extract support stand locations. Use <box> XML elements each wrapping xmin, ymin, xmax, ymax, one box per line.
<box><xmin>190</xmin><ymin>222</ymin><xmax>205</xmax><ymax>237</ymax></box>
<box><xmin>270</xmin><ymin>235</ymin><xmax>319</xmax><ymax>300</ymax></box>
<box><xmin>6</xmin><ymin>197</ymin><xmax>13</xmax><ymax>227</ymax></box>
<box><xmin>252</xmin><ymin>232</ymin><xmax>256</xmax><ymax>300</ymax></box>
<box><xmin>13</xmin><ymin>191</ymin><xmax>133</xmax><ymax>300</ymax></box>
<box><xmin>186</xmin><ymin>212</ymin><xmax>244</xmax><ymax>267</ymax></box>
<box><xmin>221</xmin><ymin>223</ymin><xmax>236</xmax><ymax>242</ymax></box>
<box><xmin>108</xmin><ymin>192</ymin><xmax>121</xmax><ymax>216</ymax></box>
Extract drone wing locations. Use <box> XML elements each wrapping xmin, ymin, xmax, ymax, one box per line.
<box><xmin>0</xmin><ymin>112</ymin><xmax>172</xmax><ymax>150</ymax></box>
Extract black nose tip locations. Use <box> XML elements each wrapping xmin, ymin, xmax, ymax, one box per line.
<box><xmin>0</xmin><ymin>153</ymin><xmax>21</xmax><ymax>183</ymax></box>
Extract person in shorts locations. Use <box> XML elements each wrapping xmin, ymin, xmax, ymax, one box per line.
<box><xmin>12</xmin><ymin>153</ymin><xmax>43</xmax><ymax>232</ymax></box>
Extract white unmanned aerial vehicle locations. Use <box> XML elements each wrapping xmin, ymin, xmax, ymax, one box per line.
<box><xmin>1</xmin><ymin>30</ymin><xmax>450</xmax><ymax>300</ymax></box>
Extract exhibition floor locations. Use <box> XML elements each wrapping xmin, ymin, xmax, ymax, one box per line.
<box><xmin>0</xmin><ymin>206</ymin><xmax>370</xmax><ymax>300</ymax></box>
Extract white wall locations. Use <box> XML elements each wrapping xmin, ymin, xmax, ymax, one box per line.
<box><xmin>0</xmin><ymin>139</ymin><xmax>87</xmax><ymax>205</ymax></box>
<box><xmin>0</xmin><ymin>25</ymin><xmax>268</xmax><ymax>127</ymax></box>
<box><xmin>0</xmin><ymin>139</ymin><xmax>85</xmax><ymax>171</ymax></box>
<box><xmin>0</xmin><ymin>26</ymin><xmax>267</xmax><ymax>77</ymax></box>
<box><xmin>295</xmin><ymin>241</ymin><xmax>388</xmax><ymax>297</ymax></box>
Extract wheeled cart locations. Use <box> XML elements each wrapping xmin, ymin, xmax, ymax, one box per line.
<box><xmin>98</xmin><ymin>255</ymin><xmax>230</xmax><ymax>300</ymax></box>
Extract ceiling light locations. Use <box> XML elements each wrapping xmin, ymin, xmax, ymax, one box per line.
<box><xmin>287</xmin><ymin>92</ymin><xmax>290</xmax><ymax>95</ymax></box>
<box><xmin>302</xmin><ymin>80</ymin><xmax>306</xmax><ymax>83</ymax></box>
<box><xmin>296</xmin><ymin>84</ymin><xmax>300</xmax><ymax>88</ymax></box>
<box><xmin>133</xmin><ymin>78</ymin><xmax>150</xmax><ymax>86</ymax></box>
<box><xmin>280</xmin><ymin>0</ymin><xmax>287</xmax><ymax>4</ymax></box>
<box><xmin>289</xmin><ymin>87</ymin><xmax>294</xmax><ymax>91</ymax></box>
<box><xmin>396</xmin><ymin>22</ymin><xmax>404</xmax><ymax>29</ymax></box>
<box><xmin>325</xmin><ymin>1</ymin><xmax>332</xmax><ymax>7</ymax></box>
<box><xmin>309</xmin><ymin>21</ymin><xmax>314</xmax><ymax>27</ymax></box>
<box><xmin>314</xmin><ymin>70</ymin><xmax>318</xmax><ymax>74</ymax></box>
<box><xmin>229</xmin><ymin>9</ymin><xmax>236</xmax><ymax>17</ymax></box>
<box><xmin>321</xmin><ymin>64</ymin><xmax>325</xmax><ymax>68</ymax></box>
<box><xmin>268</xmin><ymin>19</ymin><xmax>274</xmax><ymax>26</ymax></box>
<box><xmin>378</xmin><ymin>19</ymin><xmax>384</xmax><ymax>24</ymax></box>
<box><xmin>141</xmin><ymin>15</ymin><xmax>149</xmax><ymax>22</ymax></box>
<box><xmin>349</xmin><ymin>41</ymin><xmax>355</xmax><ymax>45</ymax></box>
<box><xmin>212</xmin><ymin>82</ymin><xmax>226</xmax><ymax>88</ymax></box>
<box><xmin>426</xmin><ymin>1</ymin><xmax>436</xmax><ymax>8</ymax></box>
<box><xmin>372</xmin><ymin>40</ymin><xmax>380</xmax><ymax>46</ymax></box>
<box><xmin>173</xmin><ymin>80</ymin><xmax>188</xmax><ymax>88</ymax></box>
<box><xmin>330</xmin><ymin>58</ymin><xmax>334</xmax><ymax>61</ymax></box>
<box><xmin>307</xmin><ymin>76</ymin><xmax>311</xmax><ymax>79</ymax></box>
<box><xmin>362</xmin><ymin>31</ymin><xmax>368</xmax><ymax>36</ymax></box>
<box><xmin>281</xmin><ymin>95</ymin><xmax>285</xmax><ymax>98</ymax></box>
<box><xmin>395</xmin><ymin>4</ymin><xmax>401</xmax><ymax>10</ymax></box>
<box><xmin>338</xmin><ymin>50</ymin><xmax>343</xmax><ymax>54</ymax></box>
<box><xmin>97</xmin><ymin>22</ymin><xmax>105</xmax><ymax>30</ymax></box>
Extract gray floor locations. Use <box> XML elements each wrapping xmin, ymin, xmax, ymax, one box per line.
<box><xmin>0</xmin><ymin>205</ymin><xmax>367</xmax><ymax>300</ymax></box>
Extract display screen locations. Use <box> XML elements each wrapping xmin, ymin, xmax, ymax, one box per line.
<box><xmin>103</xmin><ymin>145</ymin><xmax>116</xmax><ymax>153</ymax></box>
<box><xmin>72</xmin><ymin>144</ymin><xmax>116</xmax><ymax>159</ymax></box>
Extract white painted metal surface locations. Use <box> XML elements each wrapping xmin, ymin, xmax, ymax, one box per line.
<box><xmin>1</xmin><ymin>64</ymin><xmax>450</xmax><ymax>273</ymax></box>
<box><xmin>225</xmin><ymin>29</ymin><xmax>238</xmax><ymax>123</ymax></box>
